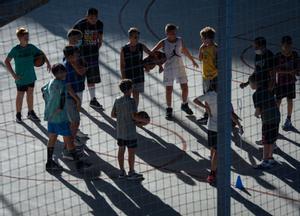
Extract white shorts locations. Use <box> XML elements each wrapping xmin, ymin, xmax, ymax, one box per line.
<box><xmin>163</xmin><ymin>62</ymin><xmax>187</xmax><ymax>86</ymax></box>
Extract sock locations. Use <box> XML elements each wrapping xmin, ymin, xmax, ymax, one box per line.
<box><xmin>88</xmin><ymin>87</ymin><xmax>96</xmax><ymax>100</ymax></box>
<box><xmin>287</xmin><ymin>115</ymin><xmax>291</xmax><ymax>121</ymax></box>
<box><xmin>47</xmin><ymin>147</ymin><xmax>54</xmax><ymax>162</ymax></box>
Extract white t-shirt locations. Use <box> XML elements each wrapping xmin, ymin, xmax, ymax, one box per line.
<box><xmin>197</xmin><ymin>91</ymin><xmax>217</xmax><ymax>132</ymax></box>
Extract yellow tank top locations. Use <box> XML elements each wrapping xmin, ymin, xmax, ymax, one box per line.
<box><xmin>202</xmin><ymin>44</ymin><xmax>218</xmax><ymax>80</ymax></box>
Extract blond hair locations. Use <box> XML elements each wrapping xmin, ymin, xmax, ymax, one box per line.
<box><xmin>16</xmin><ymin>27</ymin><xmax>28</xmax><ymax>37</ymax></box>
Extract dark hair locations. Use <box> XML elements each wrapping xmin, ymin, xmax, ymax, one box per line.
<box><xmin>165</xmin><ymin>24</ymin><xmax>178</xmax><ymax>33</ymax></box>
<box><xmin>119</xmin><ymin>79</ymin><xmax>133</xmax><ymax>93</ymax></box>
<box><xmin>63</xmin><ymin>45</ymin><xmax>79</xmax><ymax>58</ymax></box>
<box><xmin>87</xmin><ymin>8</ymin><xmax>98</xmax><ymax>16</ymax></box>
<box><xmin>208</xmin><ymin>81</ymin><xmax>217</xmax><ymax>92</ymax></box>
<box><xmin>51</xmin><ymin>63</ymin><xmax>66</xmax><ymax>75</ymax></box>
<box><xmin>281</xmin><ymin>35</ymin><xmax>292</xmax><ymax>44</ymax></box>
<box><xmin>67</xmin><ymin>29</ymin><xmax>83</xmax><ymax>38</ymax></box>
<box><xmin>254</xmin><ymin>37</ymin><xmax>266</xmax><ymax>47</ymax></box>
<box><xmin>200</xmin><ymin>26</ymin><xmax>216</xmax><ymax>39</ymax></box>
<box><xmin>248</xmin><ymin>73</ymin><xmax>257</xmax><ymax>84</ymax></box>
<box><xmin>128</xmin><ymin>27</ymin><xmax>140</xmax><ymax>37</ymax></box>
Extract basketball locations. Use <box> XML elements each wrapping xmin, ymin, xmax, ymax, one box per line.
<box><xmin>34</xmin><ymin>53</ymin><xmax>46</xmax><ymax>67</ymax></box>
<box><xmin>135</xmin><ymin>111</ymin><xmax>150</xmax><ymax>126</ymax></box>
<box><xmin>143</xmin><ymin>51</ymin><xmax>167</xmax><ymax>72</ymax></box>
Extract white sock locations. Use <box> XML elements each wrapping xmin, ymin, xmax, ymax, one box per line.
<box><xmin>88</xmin><ymin>87</ymin><xmax>96</xmax><ymax>100</ymax></box>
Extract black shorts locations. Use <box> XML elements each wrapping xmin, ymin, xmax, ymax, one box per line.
<box><xmin>85</xmin><ymin>55</ymin><xmax>101</xmax><ymax>84</ymax></box>
<box><xmin>16</xmin><ymin>82</ymin><xmax>35</xmax><ymax>92</ymax></box>
<box><xmin>262</xmin><ymin>124</ymin><xmax>279</xmax><ymax>145</ymax></box>
<box><xmin>208</xmin><ymin>130</ymin><xmax>218</xmax><ymax>149</ymax></box>
<box><xmin>276</xmin><ymin>83</ymin><xmax>296</xmax><ymax>100</ymax></box>
<box><xmin>203</xmin><ymin>76</ymin><xmax>218</xmax><ymax>93</ymax></box>
<box><xmin>117</xmin><ymin>139</ymin><xmax>137</xmax><ymax>148</ymax></box>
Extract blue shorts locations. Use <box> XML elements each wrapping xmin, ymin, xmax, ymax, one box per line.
<box><xmin>48</xmin><ymin>122</ymin><xmax>71</xmax><ymax>136</ymax></box>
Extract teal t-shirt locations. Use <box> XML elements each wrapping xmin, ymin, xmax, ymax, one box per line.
<box><xmin>44</xmin><ymin>79</ymin><xmax>69</xmax><ymax>123</ymax></box>
<box><xmin>8</xmin><ymin>44</ymin><xmax>41</xmax><ymax>85</ymax></box>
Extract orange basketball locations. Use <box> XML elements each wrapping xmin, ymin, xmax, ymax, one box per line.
<box><xmin>34</xmin><ymin>53</ymin><xmax>45</xmax><ymax>67</ymax></box>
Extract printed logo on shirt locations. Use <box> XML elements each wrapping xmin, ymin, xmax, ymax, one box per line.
<box><xmin>83</xmin><ymin>30</ymin><xmax>98</xmax><ymax>46</ymax></box>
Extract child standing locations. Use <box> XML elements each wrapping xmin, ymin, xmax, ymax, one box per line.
<box><xmin>249</xmin><ymin>73</ymin><xmax>280</xmax><ymax>169</ymax></box>
<box><xmin>73</xmin><ymin>8</ymin><xmax>104</xmax><ymax>109</ymax></box>
<box><xmin>120</xmin><ymin>27</ymin><xmax>151</xmax><ymax>107</ymax></box>
<box><xmin>275</xmin><ymin>36</ymin><xmax>299</xmax><ymax>130</ymax></box>
<box><xmin>197</xmin><ymin>27</ymin><xmax>218</xmax><ymax>124</ymax></box>
<box><xmin>111</xmin><ymin>79</ymin><xmax>146</xmax><ymax>180</ymax></box>
<box><xmin>43</xmin><ymin>64</ymin><xmax>83</xmax><ymax>171</ymax></box>
<box><xmin>5</xmin><ymin>27</ymin><xmax>51</xmax><ymax>122</ymax></box>
<box><xmin>63</xmin><ymin>46</ymin><xmax>85</xmax><ymax>153</ymax></box>
<box><xmin>151</xmin><ymin>24</ymin><xmax>198</xmax><ymax>119</ymax></box>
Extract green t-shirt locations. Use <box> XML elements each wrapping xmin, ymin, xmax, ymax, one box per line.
<box><xmin>44</xmin><ymin>79</ymin><xmax>69</xmax><ymax>123</ymax></box>
<box><xmin>8</xmin><ymin>44</ymin><xmax>41</xmax><ymax>85</ymax></box>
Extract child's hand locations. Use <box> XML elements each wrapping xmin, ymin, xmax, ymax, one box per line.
<box><xmin>254</xmin><ymin>109</ymin><xmax>261</xmax><ymax>118</ymax></box>
<box><xmin>13</xmin><ymin>74</ymin><xmax>21</xmax><ymax>80</ymax></box>
<box><xmin>240</xmin><ymin>82</ymin><xmax>248</xmax><ymax>89</ymax></box>
<box><xmin>205</xmin><ymin>105</ymin><xmax>212</xmax><ymax>117</ymax></box>
<box><xmin>192</xmin><ymin>60</ymin><xmax>199</xmax><ymax>68</ymax></box>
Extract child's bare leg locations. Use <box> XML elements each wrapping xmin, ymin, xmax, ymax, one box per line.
<box><xmin>211</xmin><ymin>148</ymin><xmax>217</xmax><ymax>172</ymax></box>
<box><xmin>166</xmin><ymin>86</ymin><xmax>173</xmax><ymax>107</ymax></box>
<box><xmin>64</xmin><ymin>136</ymin><xmax>76</xmax><ymax>151</ymax></box>
<box><xmin>16</xmin><ymin>91</ymin><xmax>25</xmax><ymax>113</ymax></box>
<box><xmin>132</xmin><ymin>90</ymin><xmax>139</xmax><ymax>107</ymax></box>
<box><xmin>180</xmin><ymin>83</ymin><xmax>188</xmax><ymax>103</ymax></box>
<box><xmin>263</xmin><ymin>144</ymin><xmax>273</xmax><ymax>159</ymax></box>
<box><xmin>287</xmin><ymin>98</ymin><xmax>293</xmax><ymax>117</ymax></box>
<box><xmin>128</xmin><ymin>147</ymin><xmax>136</xmax><ymax>172</ymax></box>
<box><xmin>118</xmin><ymin>146</ymin><xmax>126</xmax><ymax>171</ymax></box>
<box><xmin>26</xmin><ymin>87</ymin><xmax>34</xmax><ymax>111</ymax></box>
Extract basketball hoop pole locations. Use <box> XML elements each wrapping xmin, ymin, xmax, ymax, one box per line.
<box><xmin>217</xmin><ymin>0</ymin><xmax>233</xmax><ymax>215</ymax></box>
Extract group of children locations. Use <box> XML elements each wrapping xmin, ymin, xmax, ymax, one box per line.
<box><xmin>4</xmin><ymin>7</ymin><xmax>299</xmax><ymax>182</ymax></box>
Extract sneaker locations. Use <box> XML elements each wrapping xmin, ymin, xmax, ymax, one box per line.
<box><xmin>16</xmin><ymin>112</ymin><xmax>22</xmax><ymax>123</ymax></box>
<box><xmin>282</xmin><ymin>118</ymin><xmax>293</xmax><ymax>131</ymax></box>
<box><xmin>62</xmin><ymin>149</ymin><xmax>74</xmax><ymax>161</ymax></box>
<box><xmin>46</xmin><ymin>160</ymin><xmax>63</xmax><ymax>171</ymax></box>
<box><xmin>254</xmin><ymin>160</ymin><xmax>272</xmax><ymax>169</ymax></box>
<box><xmin>207</xmin><ymin>171</ymin><xmax>216</xmax><ymax>184</ymax></box>
<box><xmin>27</xmin><ymin>110</ymin><xmax>40</xmax><ymax>121</ymax></box>
<box><xmin>118</xmin><ymin>170</ymin><xmax>127</xmax><ymax>179</ymax></box>
<box><xmin>181</xmin><ymin>103</ymin><xmax>194</xmax><ymax>115</ymax></box>
<box><xmin>127</xmin><ymin>171</ymin><xmax>143</xmax><ymax>180</ymax></box>
<box><xmin>197</xmin><ymin>116</ymin><xmax>208</xmax><ymax>125</ymax></box>
<box><xmin>76</xmin><ymin>130</ymin><xmax>89</xmax><ymax>138</ymax></box>
<box><xmin>166</xmin><ymin>107</ymin><xmax>173</xmax><ymax>119</ymax></box>
<box><xmin>255</xmin><ymin>140</ymin><xmax>263</xmax><ymax>145</ymax></box>
<box><xmin>90</xmin><ymin>98</ymin><xmax>103</xmax><ymax>109</ymax></box>
<box><xmin>268</xmin><ymin>157</ymin><xmax>276</xmax><ymax>166</ymax></box>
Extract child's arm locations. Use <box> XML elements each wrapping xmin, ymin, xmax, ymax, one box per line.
<box><xmin>151</xmin><ymin>40</ymin><xmax>164</xmax><ymax>53</ymax></box>
<box><xmin>70</xmin><ymin>59</ymin><xmax>86</xmax><ymax>76</ymax></box>
<box><xmin>198</xmin><ymin>44</ymin><xmax>204</xmax><ymax>61</ymax></box>
<box><xmin>142</xmin><ymin>44</ymin><xmax>152</xmax><ymax>55</ymax></box>
<box><xmin>193</xmin><ymin>98</ymin><xmax>211</xmax><ymax>116</ymax></box>
<box><xmin>120</xmin><ymin>49</ymin><xmax>126</xmax><ymax>79</ymax></box>
<box><xmin>111</xmin><ymin>101</ymin><xmax>117</xmax><ymax>118</ymax></box>
<box><xmin>181</xmin><ymin>40</ymin><xmax>198</xmax><ymax>68</ymax></box>
<box><xmin>254</xmin><ymin>107</ymin><xmax>261</xmax><ymax>118</ymax></box>
<box><xmin>42</xmin><ymin>52</ymin><xmax>51</xmax><ymax>72</ymax></box>
<box><xmin>4</xmin><ymin>57</ymin><xmax>20</xmax><ymax>80</ymax></box>
<box><xmin>66</xmin><ymin>85</ymin><xmax>81</xmax><ymax>111</ymax></box>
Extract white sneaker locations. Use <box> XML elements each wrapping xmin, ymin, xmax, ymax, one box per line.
<box><xmin>76</xmin><ymin>130</ymin><xmax>89</xmax><ymax>138</ymax></box>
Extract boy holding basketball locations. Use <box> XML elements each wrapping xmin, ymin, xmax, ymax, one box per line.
<box><xmin>73</xmin><ymin>8</ymin><xmax>104</xmax><ymax>109</ymax></box>
<box><xmin>5</xmin><ymin>27</ymin><xmax>51</xmax><ymax>123</ymax></box>
<box><xmin>43</xmin><ymin>64</ymin><xmax>84</xmax><ymax>171</ymax></box>
<box><xmin>249</xmin><ymin>73</ymin><xmax>280</xmax><ymax>169</ymax></box>
<box><xmin>151</xmin><ymin>24</ymin><xmax>198</xmax><ymax>119</ymax></box>
<box><xmin>275</xmin><ymin>36</ymin><xmax>299</xmax><ymax>130</ymax></box>
<box><xmin>111</xmin><ymin>79</ymin><xmax>147</xmax><ymax>180</ymax></box>
<box><xmin>120</xmin><ymin>27</ymin><xmax>151</xmax><ymax>107</ymax></box>
<box><xmin>197</xmin><ymin>27</ymin><xmax>218</xmax><ymax>124</ymax></box>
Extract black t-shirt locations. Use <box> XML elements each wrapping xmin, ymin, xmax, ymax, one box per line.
<box><xmin>253</xmin><ymin>88</ymin><xmax>280</xmax><ymax>125</ymax></box>
<box><xmin>255</xmin><ymin>49</ymin><xmax>274</xmax><ymax>89</ymax></box>
<box><xmin>122</xmin><ymin>43</ymin><xmax>144</xmax><ymax>83</ymax></box>
<box><xmin>73</xmin><ymin>18</ymin><xmax>103</xmax><ymax>59</ymax></box>
<box><xmin>275</xmin><ymin>51</ymin><xmax>298</xmax><ymax>85</ymax></box>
